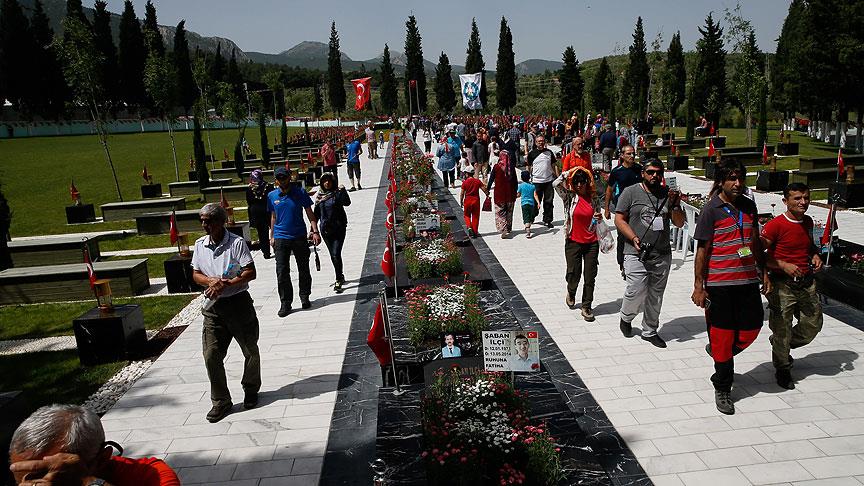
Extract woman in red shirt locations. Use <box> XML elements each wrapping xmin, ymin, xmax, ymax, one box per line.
<box><xmin>485</xmin><ymin>150</ymin><xmax>518</xmax><ymax>238</ymax></box>
<box><xmin>554</xmin><ymin>166</ymin><xmax>601</xmax><ymax>321</ymax></box>
<box><xmin>460</xmin><ymin>165</ymin><xmax>487</xmax><ymax>238</ymax></box>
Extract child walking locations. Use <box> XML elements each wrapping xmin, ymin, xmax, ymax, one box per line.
<box><xmin>460</xmin><ymin>165</ymin><xmax>486</xmax><ymax>238</ymax></box>
<box><xmin>517</xmin><ymin>171</ymin><xmax>540</xmax><ymax>238</ymax></box>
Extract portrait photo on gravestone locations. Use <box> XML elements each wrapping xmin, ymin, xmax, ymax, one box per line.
<box><xmin>482</xmin><ymin>330</ymin><xmax>540</xmax><ymax>372</ymax></box>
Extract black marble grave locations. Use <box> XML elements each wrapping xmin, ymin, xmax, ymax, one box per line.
<box><xmin>164</xmin><ymin>253</ymin><xmax>201</xmax><ymax>293</ymax></box>
<box><xmin>756</xmin><ymin>170</ymin><xmax>790</xmax><ymax>192</ymax></box>
<box><xmin>72</xmin><ymin>304</ymin><xmax>146</xmax><ymax>365</ymax></box>
<box><xmin>65</xmin><ymin>203</ymin><xmax>96</xmax><ymax>224</ymax></box>
<box><xmin>829</xmin><ymin>181</ymin><xmax>864</xmax><ymax>208</ymax></box>
<box><xmin>140</xmin><ymin>183</ymin><xmax>162</xmax><ymax>198</ymax></box>
<box><xmin>667</xmin><ymin>155</ymin><xmax>690</xmax><ymax>171</ymax></box>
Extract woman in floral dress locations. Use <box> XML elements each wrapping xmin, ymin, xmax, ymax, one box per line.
<box><xmin>486</xmin><ymin>150</ymin><xmax>518</xmax><ymax>238</ymax></box>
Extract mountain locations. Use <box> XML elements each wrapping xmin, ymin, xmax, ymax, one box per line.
<box><xmin>247</xmin><ymin>41</ymin><xmax>352</xmax><ymax>70</ymax></box>
<box><xmin>515</xmin><ymin>59</ymin><xmax>564</xmax><ymax>75</ymax></box>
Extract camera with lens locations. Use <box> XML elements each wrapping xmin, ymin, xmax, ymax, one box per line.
<box><xmin>637</xmin><ymin>241</ymin><xmax>654</xmax><ymax>262</ymax></box>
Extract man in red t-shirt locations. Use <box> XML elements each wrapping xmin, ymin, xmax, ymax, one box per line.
<box><xmin>562</xmin><ymin>136</ymin><xmax>592</xmax><ymax>172</ymax></box>
<box><xmin>460</xmin><ymin>166</ymin><xmax>486</xmax><ymax>237</ymax></box>
<box><xmin>760</xmin><ymin>182</ymin><xmax>824</xmax><ymax>390</ymax></box>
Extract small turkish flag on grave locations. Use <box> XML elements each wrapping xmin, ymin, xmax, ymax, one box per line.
<box><xmin>70</xmin><ymin>179</ymin><xmax>80</xmax><ymax>202</ymax></box>
<box><xmin>83</xmin><ymin>246</ymin><xmax>97</xmax><ymax>289</ymax></box>
<box><xmin>367</xmin><ymin>303</ymin><xmax>392</xmax><ymax>366</ymax></box>
<box><xmin>821</xmin><ymin>205</ymin><xmax>838</xmax><ymax>246</ymax></box>
<box><xmin>169</xmin><ymin>210</ymin><xmax>179</xmax><ymax>245</ymax></box>
<box><xmin>708</xmin><ymin>138</ymin><xmax>716</xmax><ymax>157</ymax></box>
<box><xmin>381</xmin><ymin>239</ymin><xmax>395</xmax><ymax>278</ymax></box>
<box><xmin>762</xmin><ymin>142</ymin><xmax>769</xmax><ymax>164</ymax></box>
<box><xmin>838</xmin><ymin>149</ymin><xmax>845</xmax><ymax>177</ymax></box>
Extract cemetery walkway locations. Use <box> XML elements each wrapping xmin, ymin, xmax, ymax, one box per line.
<box><xmin>99</xmin><ymin>150</ymin><xmax>387</xmax><ymax>486</ymax></box>
<box><xmin>441</xmin><ymin>166</ymin><xmax>864</xmax><ymax>486</ymax></box>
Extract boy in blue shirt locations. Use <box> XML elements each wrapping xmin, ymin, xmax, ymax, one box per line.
<box><xmin>345</xmin><ymin>138</ymin><xmax>363</xmax><ymax>191</ymax></box>
<box><xmin>517</xmin><ymin>171</ymin><xmax>541</xmax><ymax>238</ymax></box>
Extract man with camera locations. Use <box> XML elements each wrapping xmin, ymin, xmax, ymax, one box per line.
<box><xmin>760</xmin><ymin>182</ymin><xmax>824</xmax><ymax>390</ymax></box>
<box><xmin>614</xmin><ymin>159</ymin><xmax>685</xmax><ymax>348</ymax></box>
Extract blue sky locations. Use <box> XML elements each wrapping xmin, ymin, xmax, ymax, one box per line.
<box><xmin>106</xmin><ymin>0</ymin><xmax>791</xmax><ymax>62</ymax></box>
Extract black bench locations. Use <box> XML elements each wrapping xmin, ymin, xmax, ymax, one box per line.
<box><xmin>100</xmin><ymin>197</ymin><xmax>186</xmax><ymax>222</ymax></box>
<box><xmin>168</xmin><ymin>178</ymin><xmax>232</xmax><ymax>197</ymax></box>
<box><xmin>790</xmin><ymin>168</ymin><xmax>846</xmax><ymax>189</ymax></box>
<box><xmin>9</xmin><ymin>235</ymin><xmax>101</xmax><ymax>267</ymax></box>
<box><xmin>201</xmin><ymin>184</ymin><xmax>248</xmax><ymax>203</ymax></box>
<box><xmin>136</xmin><ymin>209</ymin><xmax>204</xmax><ymax>235</ymax></box>
<box><xmin>0</xmin><ymin>259</ymin><xmax>150</xmax><ymax>304</ymax></box>
<box><xmin>799</xmin><ymin>154</ymin><xmax>862</xmax><ymax>171</ymax></box>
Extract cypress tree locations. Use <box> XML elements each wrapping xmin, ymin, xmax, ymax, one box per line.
<box><xmin>118</xmin><ymin>0</ymin><xmax>146</xmax><ymax>108</ymax></box>
<box><xmin>210</xmin><ymin>42</ymin><xmax>226</xmax><ymax>84</ymax></box>
<box><xmin>664</xmin><ymin>32</ymin><xmax>686</xmax><ymax>120</ymax></box>
<box><xmin>226</xmin><ymin>47</ymin><xmax>243</xmax><ymax>96</ymax></box>
<box><xmin>693</xmin><ymin>13</ymin><xmax>726</xmax><ymax>125</ymax></box>
<box><xmin>559</xmin><ymin>46</ymin><xmax>583</xmax><ymax>117</ymax></box>
<box><xmin>495</xmin><ymin>17</ymin><xmax>516</xmax><ymax>113</ymax></box>
<box><xmin>685</xmin><ymin>78</ymin><xmax>695</xmax><ymax>143</ymax></box>
<box><xmin>312</xmin><ymin>82</ymin><xmax>323</xmax><ymax>119</ymax></box>
<box><xmin>464</xmin><ymin>18</ymin><xmax>486</xmax><ymax>109</ymax></box>
<box><xmin>590</xmin><ymin>57</ymin><xmax>612</xmax><ymax>115</ymax></box>
<box><xmin>326</xmin><ymin>21</ymin><xmax>346</xmax><ymax>115</ymax></box>
<box><xmin>0</xmin><ymin>0</ymin><xmax>38</xmax><ymax>114</ymax></box>
<box><xmin>624</xmin><ymin>16</ymin><xmax>649</xmax><ymax>118</ymax></box>
<box><xmin>757</xmin><ymin>82</ymin><xmax>768</xmax><ymax>148</ymax></box>
<box><xmin>403</xmin><ymin>15</ymin><xmax>427</xmax><ymax>112</ymax></box>
<box><xmin>30</xmin><ymin>0</ymin><xmax>67</xmax><ymax>119</ymax></box>
<box><xmin>434</xmin><ymin>51</ymin><xmax>455</xmax><ymax>114</ymax></box>
<box><xmin>173</xmin><ymin>20</ymin><xmax>195</xmax><ymax>113</ymax></box>
<box><xmin>257</xmin><ymin>106</ymin><xmax>270</xmax><ymax>167</ymax></box>
<box><xmin>65</xmin><ymin>0</ymin><xmax>89</xmax><ymax>26</ymax></box>
<box><xmin>193</xmin><ymin>109</ymin><xmax>209</xmax><ymax>189</ymax></box>
<box><xmin>93</xmin><ymin>1</ymin><xmax>120</xmax><ymax>107</ymax></box>
<box><xmin>142</xmin><ymin>0</ymin><xmax>164</xmax><ymax>58</ymax></box>
<box><xmin>379</xmin><ymin>44</ymin><xmax>398</xmax><ymax>114</ymax></box>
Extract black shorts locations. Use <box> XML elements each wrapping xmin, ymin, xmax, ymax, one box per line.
<box><xmin>521</xmin><ymin>204</ymin><xmax>537</xmax><ymax>224</ymax></box>
<box><xmin>706</xmin><ymin>283</ymin><xmax>764</xmax><ymax>330</ymax></box>
<box><xmin>347</xmin><ymin>163</ymin><xmax>361</xmax><ymax>180</ymax></box>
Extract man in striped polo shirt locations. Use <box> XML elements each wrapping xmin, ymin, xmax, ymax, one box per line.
<box><xmin>691</xmin><ymin>159</ymin><xmax>771</xmax><ymax>415</ymax></box>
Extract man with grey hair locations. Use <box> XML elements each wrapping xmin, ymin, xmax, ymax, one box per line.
<box><xmin>192</xmin><ymin>203</ymin><xmax>260</xmax><ymax>423</ymax></box>
<box><xmin>8</xmin><ymin>404</ymin><xmax>179</xmax><ymax>485</ymax></box>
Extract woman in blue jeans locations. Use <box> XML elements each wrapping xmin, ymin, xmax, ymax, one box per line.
<box><xmin>313</xmin><ymin>173</ymin><xmax>351</xmax><ymax>292</ymax></box>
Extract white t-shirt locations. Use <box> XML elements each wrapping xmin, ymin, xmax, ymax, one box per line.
<box><xmin>365</xmin><ymin>128</ymin><xmax>374</xmax><ymax>143</ymax></box>
<box><xmin>191</xmin><ymin>231</ymin><xmax>254</xmax><ymax>298</ymax></box>
<box><xmin>530</xmin><ymin>151</ymin><xmax>556</xmax><ymax>183</ymax></box>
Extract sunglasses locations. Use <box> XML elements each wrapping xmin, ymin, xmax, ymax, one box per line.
<box><xmin>275</xmin><ymin>175</ymin><xmax>289</xmax><ymax>181</ymax></box>
<box><xmin>644</xmin><ymin>169</ymin><xmax>663</xmax><ymax>176</ymax></box>
<box><xmin>623</xmin><ymin>152</ymin><xmax>635</xmax><ymax>156</ymax></box>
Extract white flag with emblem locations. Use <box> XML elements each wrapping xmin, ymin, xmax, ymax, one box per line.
<box><xmin>459</xmin><ymin>73</ymin><xmax>483</xmax><ymax>110</ymax></box>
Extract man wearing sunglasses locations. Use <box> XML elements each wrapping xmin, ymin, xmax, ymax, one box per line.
<box><xmin>605</xmin><ymin>144</ymin><xmax>642</xmax><ymax>275</ymax></box>
<box><xmin>615</xmin><ymin>159</ymin><xmax>684</xmax><ymax>348</ymax></box>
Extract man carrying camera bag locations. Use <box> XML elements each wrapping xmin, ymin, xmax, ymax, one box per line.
<box><xmin>615</xmin><ymin>159</ymin><xmax>685</xmax><ymax>347</ymax></box>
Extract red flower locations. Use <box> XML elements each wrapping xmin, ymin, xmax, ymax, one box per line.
<box><xmin>531</xmin><ymin>363</ymin><xmax>540</xmax><ymax>370</ymax></box>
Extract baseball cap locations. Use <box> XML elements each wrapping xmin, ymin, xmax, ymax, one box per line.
<box><xmin>274</xmin><ymin>167</ymin><xmax>290</xmax><ymax>179</ymax></box>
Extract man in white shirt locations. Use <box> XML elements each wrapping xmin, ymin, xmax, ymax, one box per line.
<box><xmin>526</xmin><ymin>135</ymin><xmax>559</xmax><ymax>228</ymax></box>
<box><xmin>365</xmin><ymin>124</ymin><xmax>377</xmax><ymax>159</ymax></box>
<box><xmin>192</xmin><ymin>203</ymin><xmax>260</xmax><ymax>423</ymax></box>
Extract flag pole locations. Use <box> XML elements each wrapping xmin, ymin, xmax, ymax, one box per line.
<box><xmin>82</xmin><ymin>240</ymin><xmax>99</xmax><ymax>304</ymax></box>
<box><xmin>826</xmin><ymin>150</ymin><xmax>843</xmax><ymax>267</ymax></box>
<box><xmin>380</xmin><ymin>286</ymin><xmax>403</xmax><ymax>395</ymax></box>
<box><xmin>390</xmin><ymin>214</ymin><xmax>399</xmax><ymax>299</ymax></box>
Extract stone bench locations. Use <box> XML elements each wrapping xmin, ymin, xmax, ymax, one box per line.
<box><xmin>201</xmin><ymin>184</ymin><xmax>248</xmax><ymax>203</ymax></box>
<box><xmin>136</xmin><ymin>209</ymin><xmax>204</xmax><ymax>235</ymax></box>
<box><xmin>720</xmin><ymin>145</ymin><xmax>774</xmax><ymax>155</ymax></box>
<box><xmin>790</xmin><ymin>167</ymin><xmax>847</xmax><ymax>189</ymax></box>
<box><xmin>100</xmin><ymin>197</ymin><xmax>186</xmax><ymax>222</ymax></box>
<box><xmin>799</xmin><ymin>154</ymin><xmax>863</xmax><ymax>171</ymax></box>
<box><xmin>0</xmin><ymin>259</ymin><xmax>150</xmax><ymax>304</ymax></box>
<box><xmin>9</xmin><ymin>235</ymin><xmax>101</xmax><ymax>267</ymax></box>
<box><xmin>642</xmin><ymin>143</ymin><xmax>691</xmax><ymax>156</ymax></box>
<box><xmin>168</xmin><ymin>178</ymin><xmax>232</xmax><ymax>197</ymax></box>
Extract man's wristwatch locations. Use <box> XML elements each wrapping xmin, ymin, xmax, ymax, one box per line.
<box><xmin>87</xmin><ymin>479</ymin><xmax>106</xmax><ymax>486</ymax></box>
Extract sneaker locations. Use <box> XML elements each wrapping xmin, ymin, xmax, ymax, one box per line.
<box><xmin>206</xmin><ymin>402</ymin><xmax>233</xmax><ymax>423</ymax></box>
<box><xmin>277</xmin><ymin>305</ymin><xmax>292</xmax><ymax>318</ymax></box>
<box><xmin>565</xmin><ymin>292</ymin><xmax>576</xmax><ymax>309</ymax></box>
<box><xmin>619</xmin><ymin>319</ymin><xmax>632</xmax><ymax>337</ymax></box>
<box><xmin>334</xmin><ymin>280</ymin><xmax>343</xmax><ymax>293</ymax></box>
<box><xmin>581</xmin><ymin>307</ymin><xmax>595</xmax><ymax>322</ymax></box>
<box><xmin>358</xmin><ymin>184</ymin><xmax>362</xmax><ymax>190</ymax></box>
<box><xmin>526</xmin><ymin>232</ymin><xmax>532</xmax><ymax>239</ymax></box>
<box><xmin>714</xmin><ymin>390</ymin><xmax>735</xmax><ymax>415</ymax></box>
<box><xmin>243</xmin><ymin>392</ymin><xmax>259</xmax><ymax>410</ymax></box>
<box><xmin>349</xmin><ymin>187</ymin><xmax>357</xmax><ymax>192</ymax></box>
<box><xmin>545</xmin><ymin>222</ymin><xmax>554</xmax><ymax>228</ymax></box>
<box><xmin>705</xmin><ymin>343</ymin><xmax>712</xmax><ymax>357</ymax></box>
<box><xmin>776</xmin><ymin>369</ymin><xmax>795</xmax><ymax>390</ymax></box>
<box><xmin>642</xmin><ymin>334</ymin><xmax>667</xmax><ymax>348</ymax></box>
<box><xmin>301</xmin><ymin>298</ymin><xmax>312</xmax><ymax>309</ymax></box>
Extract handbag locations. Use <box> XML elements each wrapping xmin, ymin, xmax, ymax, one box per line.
<box><xmin>482</xmin><ymin>196</ymin><xmax>492</xmax><ymax>212</ymax></box>
<box><xmin>595</xmin><ymin>219</ymin><xmax>615</xmax><ymax>254</ymax></box>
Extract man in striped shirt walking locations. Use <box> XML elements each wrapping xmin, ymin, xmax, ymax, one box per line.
<box><xmin>691</xmin><ymin>159</ymin><xmax>771</xmax><ymax>415</ymax></box>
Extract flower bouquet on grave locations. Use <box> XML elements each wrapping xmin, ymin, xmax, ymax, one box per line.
<box><xmin>405</xmin><ymin>283</ymin><xmax>484</xmax><ymax>347</ymax></box>
<box><xmin>404</xmin><ymin>237</ymin><xmax>461</xmax><ymax>279</ymax></box>
<box><xmin>841</xmin><ymin>253</ymin><xmax>864</xmax><ymax>275</ymax></box>
<box><xmin>681</xmin><ymin>193</ymin><xmax>708</xmax><ymax>210</ymax></box>
<box><xmin>420</xmin><ymin>368</ymin><xmax>564</xmax><ymax>485</ymax></box>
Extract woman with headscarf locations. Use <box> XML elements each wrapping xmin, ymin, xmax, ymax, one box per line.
<box><xmin>320</xmin><ymin>139</ymin><xmax>338</xmax><ymax>180</ymax></box>
<box><xmin>553</xmin><ymin>166</ymin><xmax>601</xmax><ymax>322</ymax></box>
<box><xmin>246</xmin><ymin>169</ymin><xmax>275</xmax><ymax>259</ymax></box>
<box><xmin>313</xmin><ymin>173</ymin><xmax>351</xmax><ymax>293</ymax></box>
<box><xmin>485</xmin><ymin>150</ymin><xmax>518</xmax><ymax>238</ymax></box>
<box><xmin>435</xmin><ymin>129</ymin><xmax>460</xmax><ymax>188</ymax></box>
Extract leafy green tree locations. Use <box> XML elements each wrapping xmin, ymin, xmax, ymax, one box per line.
<box><xmin>589</xmin><ymin>57</ymin><xmax>612</xmax><ymax>116</ymax></box>
<box><xmin>53</xmin><ymin>17</ymin><xmax>122</xmax><ymax>200</ymax></box>
<box><xmin>142</xmin><ymin>0</ymin><xmax>163</xmax><ymax>57</ymax></box>
<box><xmin>118</xmin><ymin>0</ymin><xmax>146</xmax><ymax>108</ymax></box>
<box><xmin>256</xmin><ymin>96</ymin><xmax>270</xmax><ymax>167</ymax></box>
<box><xmin>65</xmin><ymin>0</ymin><xmax>89</xmax><ymax>27</ymax></box>
<box><xmin>464</xmin><ymin>18</ymin><xmax>486</xmax><ymax>109</ymax></box>
<box><xmin>685</xmin><ymin>73</ymin><xmax>695</xmax><ymax>143</ymax></box>
<box><xmin>623</xmin><ymin>16</ymin><xmax>649</xmax><ymax>118</ymax></box>
<box><xmin>434</xmin><ymin>52</ymin><xmax>455</xmax><ymax>114</ymax></box>
<box><xmin>218</xmin><ymin>81</ymin><xmax>248</xmax><ymax>178</ymax></box>
<box><xmin>403</xmin><ymin>15</ymin><xmax>427</xmax><ymax>112</ymax></box>
<box><xmin>495</xmin><ymin>17</ymin><xmax>516</xmax><ymax>113</ymax></box>
<box><xmin>327</xmin><ymin>22</ymin><xmax>346</xmax><ymax>115</ymax></box>
<box><xmin>93</xmin><ymin>1</ymin><xmax>120</xmax><ymax>107</ymax></box>
<box><xmin>29</xmin><ymin>0</ymin><xmax>66</xmax><ymax>119</ymax></box>
<box><xmin>191</xmin><ymin>53</ymin><xmax>216</xmax><ymax>162</ymax></box>
<box><xmin>725</xmin><ymin>4</ymin><xmax>765</xmax><ymax>145</ymax></box>
<box><xmin>172</xmin><ymin>20</ymin><xmax>196</xmax><ymax>113</ymax></box>
<box><xmin>662</xmin><ymin>31</ymin><xmax>686</xmax><ymax>123</ymax></box>
<box><xmin>693</xmin><ymin>13</ymin><xmax>726</xmax><ymax>126</ymax></box>
<box><xmin>143</xmin><ymin>30</ymin><xmax>179</xmax><ymax>181</ymax></box>
<box><xmin>226</xmin><ymin>47</ymin><xmax>243</xmax><ymax>97</ymax></box>
<box><xmin>0</xmin><ymin>0</ymin><xmax>38</xmax><ymax>114</ymax></box>
<box><xmin>312</xmin><ymin>81</ymin><xmax>323</xmax><ymax>119</ymax></box>
<box><xmin>192</xmin><ymin>100</ymin><xmax>209</xmax><ymax>189</ymax></box>
<box><xmin>559</xmin><ymin>46</ymin><xmax>584</xmax><ymax>117</ymax></box>
<box><xmin>379</xmin><ymin>44</ymin><xmax>398</xmax><ymax>114</ymax></box>
<box><xmin>210</xmin><ymin>42</ymin><xmax>226</xmax><ymax>84</ymax></box>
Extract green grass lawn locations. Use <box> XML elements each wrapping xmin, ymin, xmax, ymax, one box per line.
<box><xmin>0</xmin><ymin>294</ymin><xmax>196</xmax><ymax>341</ymax></box>
<box><xmin>0</xmin><ymin>127</ymin><xmax>301</xmax><ymax>237</ymax></box>
<box><xmin>0</xmin><ymin>349</ymin><xmax>125</xmax><ymax>412</ymax></box>
<box><xmin>103</xmin><ymin>253</ymin><xmax>174</xmax><ymax>278</ymax></box>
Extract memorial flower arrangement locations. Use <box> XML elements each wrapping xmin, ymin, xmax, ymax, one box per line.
<box><xmin>681</xmin><ymin>193</ymin><xmax>708</xmax><ymax>210</ymax></box>
<box><xmin>406</xmin><ymin>283</ymin><xmax>484</xmax><ymax>346</ymax></box>
<box><xmin>421</xmin><ymin>369</ymin><xmax>563</xmax><ymax>485</ymax></box>
<box><xmin>404</xmin><ymin>237</ymin><xmax>461</xmax><ymax>279</ymax></box>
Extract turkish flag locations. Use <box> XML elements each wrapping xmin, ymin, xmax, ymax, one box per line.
<box><xmin>381</xmin><ymin>239</ymin><xmax>395</xmax><ymax>278</ymax></box>
<box><xmin>385</xmin><ymin>209</ymin><xmax>395</xmax><ymax>231</ymax></box>
<box><xmin>169</xmin><ymin>210</ymin><xmax>179</xmax><ymax>245</ymax></box>
<box><xmin>385</xmin><ymin>189</ymin><xmax>393</xmax><ymax>211</ymax></box>
<box><xmin>141</xmin><ymin>164</ymin><xmax>149</xmax><ymax>182</ymax></box>
<box><xmin>762</xmin><ymin>142</ymin><xmax>769</xmax><ymax>164</ymax></box>
<box><xmin>821</xmin><ymin>205</ymin><xmax>838</xmax><ymax>246</ymax></box>
<box><xmin>223</xmin><ymin>148</ymin><xmax>230</xmax><ymax>160</ymax></box>
<box><xmin>367</xmin><ymin>303</ymin><xmax>392</xmax><ymax>366</ymax></box>
<box><xmin>838</xmin><ymin>149</ymin><xmax>845</xmax><ymax>177</ymax></box>
<box><xmin>708</xmin><ymin>138</ymin><xmax>716</xmax><ymax>157</ymax></box>
<box><xmin>70</xmin><ymin>179</ymin><xmax>80</xmax><ymax>202</ymax></box>
<box><xmin>83</xmin><ymin>246</ymin><xmax>97</xmax><ymax>289</ymax></box>
<box><xmin>351</xmin><ymin>77</ymin><xmax>371</xmax><ymax>111</ymax></box>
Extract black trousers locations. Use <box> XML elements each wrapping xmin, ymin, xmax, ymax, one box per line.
<box><xmin>533</xmin><ymin>181</ymin><xmax>555</xmax><ymax>224</ymax></box>
<box><xmin>252</xmin><ymin>220</ymin><xmax>271</xmax><ymax>257</ymax></box>
<box><xmin>274</xmin><ymin>238</ymin><xmax>311</xmax><ymax>306</ymax></box>
<box><xmin>323</xmin><ymin>233</ymin><xmax>346</xmax><ymax>282</ymax></box>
